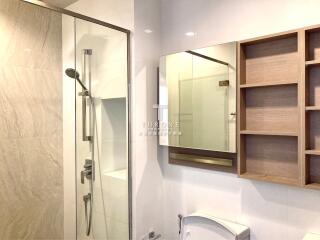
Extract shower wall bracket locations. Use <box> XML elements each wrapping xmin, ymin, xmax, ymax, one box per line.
<box><xmin>81</xmin><ymin>49</ymin><xmax>93</xmax><ymax>142</ymax></box>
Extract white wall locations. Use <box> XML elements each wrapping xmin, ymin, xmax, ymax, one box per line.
<box><xmin>67</xmin><ymin>0</ymin><xmax>134</xmax><ymax>30</ymax></box>
<box><xmin>132</xmin><ymin>0</ymin><xmax>164</xmax><ymax>239</ymax></box>
<box><xmin>161</xmin><ymin>0</ymin><xmax>320</xmax><ymax>55</ymax></box>
<box><xmin>160</xmin><ymin>1</ymin><xmax>320</xmax><ymax>240</ymax></box>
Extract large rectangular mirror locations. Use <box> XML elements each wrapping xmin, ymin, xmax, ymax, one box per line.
<box><xmin>159</xmin><ymin>42</ymin><xmax>236</xmax><ymax>153</ymax></box>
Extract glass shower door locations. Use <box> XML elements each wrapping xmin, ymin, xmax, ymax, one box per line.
<box><xmin>74</xmin><ymin>18</ymin><xmax>129</xmax><ymax>240</ymax></box>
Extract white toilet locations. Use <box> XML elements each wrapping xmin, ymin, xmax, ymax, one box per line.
<box><xmin>304</xmin><ymin>233</ymin><xmax>320</xmax><ymax>240</ymax></box>
<box><xmin>180</xmin><ymin>212</ymin><xmax>250</xmax><ymax>240</ymax></box>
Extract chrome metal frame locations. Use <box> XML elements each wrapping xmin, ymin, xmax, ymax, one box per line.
<box><xmin>20</xmin><ymin>1</ymin><xmax>132</xmax><ymax>239</ymax></box>
<box><xmin>186</xmin><ymin>50</ymin><xmax>229</xmax><ymax>66</ymax></box>
<box><xmin>22</xmin><ymin>0</ymin><xmax>130</xmax><ymax>34</ymax></box>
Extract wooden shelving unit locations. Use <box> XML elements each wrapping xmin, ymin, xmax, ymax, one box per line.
<box><xmin>304</xmin><ymin>27</ymin><xmax>320</xmax><ymax>188</ymax></box>
<box><xmin>237</xmin><ymin>25</ymin><xmax>320</xmax><ymax>189</ymax></box>
<box><xmin>237</xmin><ymin>31</ymin><xmax>301</xmax><ymax>186</ymax></box>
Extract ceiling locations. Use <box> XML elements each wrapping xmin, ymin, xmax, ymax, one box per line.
<box><xmin>41</xmin><ymin>0</ymin><xmax>79</xmax><ymax>8</ymax></box>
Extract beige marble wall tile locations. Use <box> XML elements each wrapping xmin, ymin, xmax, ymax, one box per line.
<box><xmin>0</xmin><ymin>137</ymin><xmax>63</xmax><ymax>239</ymax></box>
<box><xmin>0</xmin><ymin>1</ymin><xmax>62</xmax><ymax>71</ymax></box>
<box><xmin>0</xmin><ymin>67</ymin><xmax>62</xmax><ymax>139</ymax></box>
<box><xmin>0</xmin><ymin>0</ymin><xmax>64</xmax><ymax>239</ymax></box>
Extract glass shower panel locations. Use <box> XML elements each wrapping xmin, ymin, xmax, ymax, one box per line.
<box><xmin>75</xmin><ymin>18</ymin><xmax>129</xmax><ymax>240</ymax></box>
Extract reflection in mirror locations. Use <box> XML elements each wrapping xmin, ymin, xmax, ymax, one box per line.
<box><xmin>159</xmin><ymin>42</ymin><xmax>236</xmax><ymax>153</ymax></box>
<box><xmin>41</xmin><ymin>0</ymin><xmax>79</xmax><ymax>8</ymax></box>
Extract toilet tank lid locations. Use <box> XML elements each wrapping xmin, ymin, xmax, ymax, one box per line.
<box><xmin>304</xmin><ymin>233</ymin><xmax>320</xmax><ymax>240</ymax></box>
<box><xmin>184</xmin><ymin>212</ymin><xmax>250</xmax><ymax>239</ymax></box>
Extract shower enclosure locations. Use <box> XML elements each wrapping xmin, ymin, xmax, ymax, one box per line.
<box><xmin>0</xmin><ymin>0</ymin><xmax>131</xmax><ymax>239</ymax></box>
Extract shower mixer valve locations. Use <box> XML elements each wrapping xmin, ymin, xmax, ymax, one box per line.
<box><xmin>81</xmin><ymin>159</ymin><xmax>93</xmax><ymax>184</ymax></box>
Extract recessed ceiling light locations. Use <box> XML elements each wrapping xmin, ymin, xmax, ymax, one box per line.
<box><xmin>185</xmin><ymin>32</ymin><xmax>195</xmax><ymax>37</ymax></box>
<box><xmin>144</xmin><ymin>29</ymin><xmax>153</xmax><ymax>34</ymax></box>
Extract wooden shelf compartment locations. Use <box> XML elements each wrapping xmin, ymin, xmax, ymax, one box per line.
<box><xmin>240</xmin><ymin>85</ymin><xmax>298</xmax><ymax>134</ymax></box>
<box><xmin>238</xmin><ymin>135</ymin><xmax>300</xmax><ymax>186</ymax></box>
<box><xmin>306</xmin><ymin>64</ymin><xmax>320</xmax><ymax>107</ymax></box>
<box><xmin>306</xmin><ymin>111</ymin><xmax>320</xmax><ymax>151</ymax></box>
<box><xmin>238</xmin><ymin>32</ymin><xmax>299</xmax><ymax>86</ymax></box>
<box><xmin>306</xmin><ymin>28</ymin><xmax>320</xmax><ymax>62</ymax></box>
<box><xmin>241</xmin><ymin>172</ymin><xmax>300</xmax><ymax>186</ymax></box>
<box><xmin>305</xmin><ymin>155</ymin><xmax>320</xmax><ymax>187</ymax></box>
<box><xmin>304</xmin><ymin>26</ymin><xmax>320</xmax><ymax>190</ymax></box>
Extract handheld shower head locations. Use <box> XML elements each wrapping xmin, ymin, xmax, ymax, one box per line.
<box><xmin>65</xmin><ymin>68</ymin><xmax>80</xmax><ymax>80</ymax></box>
<box><xmin>65</xmin><ymin>68</ymin><xmax>88</xmax><ymax>91</ymax></box>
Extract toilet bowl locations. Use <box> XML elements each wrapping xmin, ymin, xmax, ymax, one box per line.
<box><xmin>180</xmin><ymin>212</ymin><xmax>250</xmax><ymax>240</ymax></box>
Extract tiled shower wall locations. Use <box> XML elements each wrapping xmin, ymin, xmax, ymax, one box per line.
<box><xmin>0</xmin><ymin>0</ymin><xmax>63</xmax><ymax>239</ymax></box>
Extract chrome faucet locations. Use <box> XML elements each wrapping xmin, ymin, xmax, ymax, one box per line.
<box><xmin>81</xmin><ymin>159</ymin><xmax>93</xmax><ymax>184</ymax></box>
